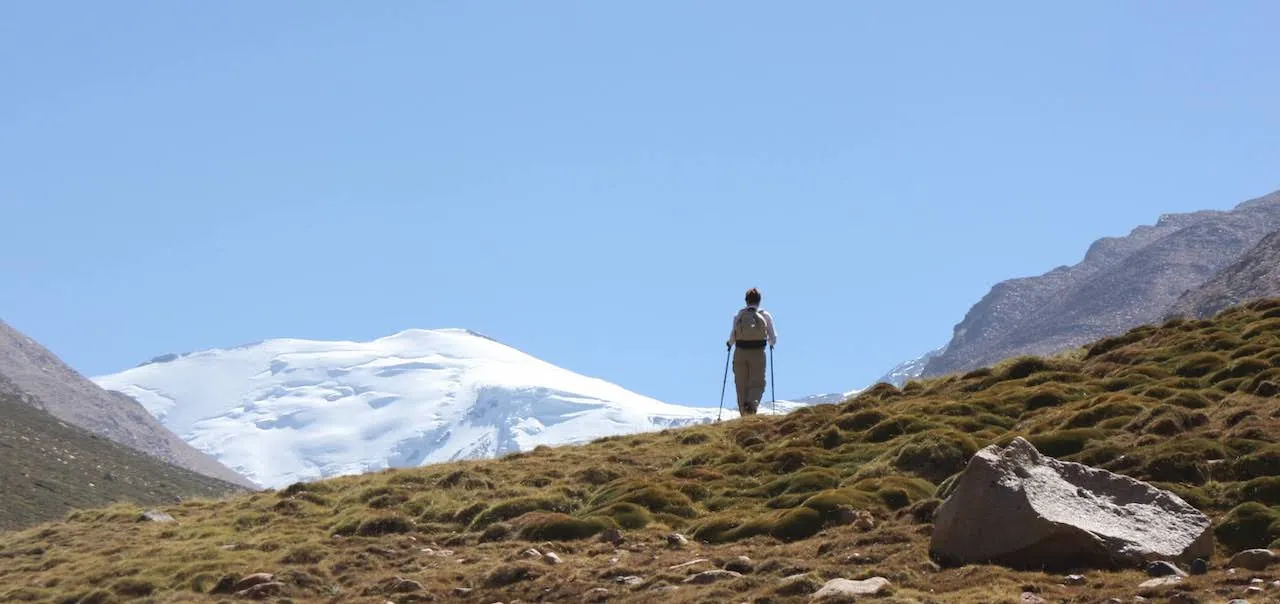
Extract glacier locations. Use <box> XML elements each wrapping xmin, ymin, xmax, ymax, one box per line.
<box><xmin>93</xmin><ymin>328</ymin><xmax>733</xmax><ymax>488</ymax></box>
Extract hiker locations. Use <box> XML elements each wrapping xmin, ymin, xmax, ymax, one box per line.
<box><xmin>726</xmin><ymin>288</ymin><xmax>777</xmax><ymax>416</ymax></box>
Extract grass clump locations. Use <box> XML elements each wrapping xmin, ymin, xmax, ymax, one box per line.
<box><xmin>514</xmin><ymin>512</ymin><xmax>612</xmax><ymax>541</ymax></box>
<box><xmin>1174</xmin><ymin>352</ymin><xmax>1228</xmax><ymax>378</ymax></box>
<box><xmin>890</xmin><ymin>431</ymin><xmax>978</xmax><ymax>483</ymax></box>
<box><xmin>470</xmin><ymin>496</ymin><xmax>571</xmax><ymax>529</ymax></box>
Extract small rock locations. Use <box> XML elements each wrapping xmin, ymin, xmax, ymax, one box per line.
<box><xmin>233</xmin><ymin>573</ymin><xmax>276</xmax><ymax>592</ymax></box>
<box><xmin>1020</xmin><ymin>592</ymin><xmax>1047</xmax><ymax>604</ymax></box>
<box><xmin>453</xmin><ymin>587</ymin><xmax>474</xmax><ymax>596</ymax></box>
<box><xmin>1253</xmin><ymin>578</ymin><xmax>1266</xmax><ymax>585</ymax></box>
<box><xmin>522</xmin><ymin>548</ymin><xmax>543</xmax><ymax>559</ymax></box>
<box><xmin>1227</xmin><ymin>599</ymin><xmax>1250</xmax><ymax>604</ymax></box>
<box><xmin>236</xmin><ymin>581</ymin><xmax>284</xmax><ymax>600</ymax></box>
<box><xmin>1271</xmin><ymin>580</ymin><xmax>1280</xmax><ymax>590</ymax></box>
<box><xmin>668</xmin><ymin>558</ymin><xmax>710</xmax><ymax>571</ymax></box>
<box><xmin>139</xmin><ymin>509</ymin><xmax>176</xmax><ymax>523</ymax></box>
<box><xmin>599</xmin><ymin>529</ymin><xmax>624</xmax><ymax>545</ymax></box>
<box><xmin>1190</xmin><ymin>558</ymin><xmax>1208</xmax><ymax>575</ymax></box>
<box><xmin>724</xmin><ymin>556</ymin><xmax>753</xmax><ymax>574</ymax></box>
<box><xmin>1104</xmin><ymin>599</ymin><xmax>1123</xmax><ymax>604</ymax></box>
<box><xmin>1247</xmin><ymin>586</ymin><xmax>1265</xmax><ymax>596</ymax></box>
<box><xmin>1229</xmin><ymin>549</ymin><xmax>1277</xmax><ymax>571</ymax></box>
<box><xmin>811</xmin><ymin>577</ymin><xmax>892</xmax><ymax>599</ymax></box>
<box><xmin>582</xmin><ymin>587</ymin><xmax>611</xmax><ymax>603</ymax></box>
<box><xmin>1137</xmin><ymin>576</ymin><xmax>1182</xmax><ymax>592</ymax></box>
<box><xmin>614</xmin><ymin>576</ymin><xmax>643</xmax><ymax>586</ymax></box>
<box><xmin>666</xmin><ymin>533</ymin><xmax>689</xmax><ymax>548</ymax></box>
<box><xmin>841</xmin><ymin>552</ymin><xmax>876</xmax><ymax>565</ymax></box>
<box><xmin>543</xmin><ymin>551</ymin><xmax>563</xmax><ymax>565</ymax></box>
<box><xmin>649</xmin><ymin>584</ymin><xmax>679</xmax><ymax>594</ymax></box>
<box><xmin>1064</xmin><ymin>574</ymin><xmax>1086</xmax><ymax>586</ymax></box>
<box><xmin>683</xmin><ymin>570</ymin><xmax>742</xmax><ymax>585</ymax></box>
<box><xmin>1167</xmin><ymin>594</ymin><xmax>1199</xmax><ymax>604</ymax></box>
<box><xmin>1146</xmin><ymin>561</ymin><xmax>1187</xmax><ymax>578</ymax></box>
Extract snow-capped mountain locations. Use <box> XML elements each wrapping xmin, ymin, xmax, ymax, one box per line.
<box><xmin>873</xmin><ymin>347</ymin><xmax>945</xmax><ymax>387</ymax></box>
<box><xmin>93</xmin><ymin>329</ymin><xmax>726</xmax><ymax>488</ymax></box>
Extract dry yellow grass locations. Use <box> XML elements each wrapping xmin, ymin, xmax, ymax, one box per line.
<box><xmin>2</xmin><ymin>300</ymin><xmax>1280</xmax><ymax>603</ymax></box>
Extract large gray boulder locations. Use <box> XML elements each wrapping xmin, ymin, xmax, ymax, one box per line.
<box><xmin>930</xmin><ymin>437</ymin><xmax>1213</xmax><ymax>570</ymax></box>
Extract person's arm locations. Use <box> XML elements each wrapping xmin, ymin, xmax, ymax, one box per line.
<box><xmin>727</xmin><ymin>313</ymin><xmax>737</xmax><ymax>348</ymax></box>
<box><xmin>764</xmin><ymin>311</ymin><xmax>778</xmax><ymax>348</ymax></box>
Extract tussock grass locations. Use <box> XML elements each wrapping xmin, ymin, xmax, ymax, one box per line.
<box><xmin>3</xmin><ymin>300</ymin><xmax>1280</xmax><ymax>602</ymax></box>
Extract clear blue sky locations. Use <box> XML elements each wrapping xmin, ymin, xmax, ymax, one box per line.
<box><xmin>3</xmin><ymin>2</ymin><xmax>1277</xmax><ymax>406</ymax></box>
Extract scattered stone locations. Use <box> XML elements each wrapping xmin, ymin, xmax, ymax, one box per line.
<box><xmin>1064</xmin><ymin>574</ymin><xmax>1086</xmax><ymax>586</ymax></box>
<box><xmin>614</xmin><ymin>576</ymin><xmax>643</xmax><ymax>587</ymax></box>
<box><xmin>930</xmin><ymin>438</ymin><xmax>1214</xmax><ymax>570</ymax></box>
<box><xmin>1190</xmin><ymin>558</ymin><xmax>1208</xmax><ymax>575</ymax></box>
<box><xmin>1253</xmin><ymin>579</ymin><xmax>1266</xmax><ymax>586</ymax></box>
<box><xmin>841</xmin><ymin>552</ymin><xmax>876</xmax><ymax>565</ymax></box>
<box><xmin>522</xmin><ymin>548</ymin><xmax>543</xmax><ymax>560</ymax></box>
<box><xmin>1167</xmin><ymin>594</ymin><xmax>1199</xmax><ymax>604</ymax></box>
<box><xmin>1137</xmin><ymin>576</ymin><xmax>1182</xmax><ymax>593</ymax></box>
<box><xmin>453</xmin><ymin>587</ymin><xmax>474</xmax><ymax>597</ymax></box>
<box><xmin>1020</xmin><ymin>592</ymin><xmax>1047</xmax><ymax>604</ymax></box>
<box><xmin>1146</xmin><ymin>561</ymin><xmax>1187</xmax><ymax>577</ymax></box>
<box><xmin>543</xmin><ymin>551</ymin><xmax>563</xmax><ymax>565</ymax></box>
<box><xmin>776</xmin><ymin>574</ymin><xmax>819</xmax><ymax>596</ymax></box>
<box><xmin>599</xmin><ymin>529</ymin><xmax>624</xmax><ymax>546</ymax></box>
<box><xmin>1227</xmin><ymin>599</ymin><xmax>1250</xmax><ymax>604</ymax></box>
<box><xmin>1229</xmin><ymin>549</ymin><xmax>1277</xmax><ymax>571</ymax></box>
<box><xmin>233</xmin><ymin>574</ymin><xmax>276</xmax><ymax>592</ymax></box>
<box><xmin>724</xmin><ymin>555</ymin><xmax>753</xmax><ymax>574</ymax></box>
<box><xmin>139</xmin><ymin>509</ymin><xmax>176</xmax><ymax>523</ymax></box>
<box><xmin>668</xmin><ymin>559</ymin><xmax>710</xmax><ymax>571</ymax></box>
<box><xmin>210</xmin><ymin>575</ymin><xmax>238</xmax><ymax>595</ymax></box>
<box><xmin>649</xmin><ymin>584</ymin><xmax>679</xmax><ymax>594</ymax></box>
<box><xmin>582</xmin><ymin>587</ymin><xmax>611</xmax><ymax>603</ymax></box>
<box><xmin>683</xmin><ymin>570</ymin><xmax>743</xmax><ymax>585</ymax></box>
<box><xmin>1271</xmin><ymin>580</ymin><xmax>1280</xmax><ymax>590</ymax></box>
<box><xmin>1246</xmin><ymin>586</ymin><xmax>1265</xmax><ymax>596</ymax></box>
<box><xmin>236</xmin><ymin>581</ymin><xmax>284</xmax><ymax>600</ymax></box>
<box><xmin>811</xmin><ymin>577</ymin><xmax>892</xmax><ymax>599</ymax></box>
<box><xmin>666</xmin><ymin>533</ymin><xmax>689</xmax><ymax>548</ymax></box>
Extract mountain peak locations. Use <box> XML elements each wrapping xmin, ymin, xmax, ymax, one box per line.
<box><xmin>93</xmin><ymin>329</ymin><xmax>723</xmax><ymax>488</ymax></box>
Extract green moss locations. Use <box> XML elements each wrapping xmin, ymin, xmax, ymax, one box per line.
<box><xmin>1000</xmin><ymin>356</ymin><xmax>1054</xmax><ymax>380</ymax></box>
<box><xmin>849</xmin><ymin>476</ymin><xmax>935</xmax><ymax>509</ymax></box>
<box><xmin>1214</xmin><ymin>503</ymin><xmax>1280</xmax><ymax>553</ymax></box>
<box><xmin>1166</xmin><ymin>391</ymin><xmax>1210</xmax><ymax>409</ymax></box>
<box><xmin>111</xmin><ymin>577</ymin><xmax>156</xmax><ymax>597</ymax></box>
<box><xmin>514</xmin><ymin>512</ymin><xmax>612</xmax><ymax>541</ymax></box>
<box><xmin>690</xmin><ymin>516</ymin><xmax>741</xmax><ymax>543</ymax></box>
<box><xmin>1022</xmin><ymin>385</ymin><xmax>1073</xmax><ymax>411</ymax></box>
<box><xmin>798</xmin><ymin>489</ymin><xmax>877</xmax><ymax>518</ymax></box>
<box><xmin>355</xmin><ymin>512</ymin><xmax>414</xmax><ymax>536</ymax></box>
<box><xmin>1125</xmin><ymin>405</ymin><xmax>1209</xmax><ymax>436</ymax></box>
<box><xmin>1241</xmin><ymin>317</ymin><xmax>1280</xmax><ymax>339</ymax></box>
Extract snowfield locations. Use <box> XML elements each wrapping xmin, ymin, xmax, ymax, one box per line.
<box><xmin>93</xmin><ymin>329</ymin><xmax>730</xmax><ymax>488</ymax></box>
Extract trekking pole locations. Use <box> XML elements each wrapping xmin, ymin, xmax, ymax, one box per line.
<box><xmin>716</xmin><ymin>345</ymin><xmax>731</xmax><ymax>422</ymax></box>
<box><xmin>770</xmin><ymin>346</ymin><xmax>776</xmax><ymax>414</ymax></box>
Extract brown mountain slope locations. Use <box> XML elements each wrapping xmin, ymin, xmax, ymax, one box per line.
<box><xmin>0</xmin><ymin>320</ymin><xmax>253</xmax><ymax>487</ymax></box>
<box><xmin>1166</xmin><ymin>228</ymin><xmax>1280</xmax><ymax>319</ymax></box>
<box><xmin>0</xmin><ymin>393</ymin><xmax>246</xmax><ymax>531</ymax></box>
<box><xmin>1</xmin><ymin>299</ymin><xmax>1277</xmax><ymax>603</ymax></box>
<box><xmin>922</xmin><ymin>189</ymin><xmax>1280</xmax><ymax>377</ymax></box>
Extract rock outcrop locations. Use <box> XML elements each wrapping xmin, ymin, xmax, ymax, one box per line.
<box><xmin>919</xmin><ymin>191</ymin><xmax>1280</xmax><ymax>378</ymax></box>
<box><xmin>930</xmin><ymin>438</ymin><xmax>1213</xmax><ymax>570</ymax></box>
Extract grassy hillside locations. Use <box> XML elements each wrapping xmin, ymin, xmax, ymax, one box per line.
<box><xmin>0</xmin><ymin>393</ymin><xmax>246</xmax><ymax>532</ymax></box>
<box><xmin>2</xmin><ymin>300</ymin><xmax>1280</xmax><ymax>603</ymax></box>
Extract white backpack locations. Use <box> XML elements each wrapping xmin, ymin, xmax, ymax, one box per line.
<box><xmin>734</xmin><ymin>308</ymin><xmax>769</xmax><ymax>342</ymax></box>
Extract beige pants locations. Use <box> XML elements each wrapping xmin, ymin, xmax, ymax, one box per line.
<box><xmin>733</xmin><ymin>346</ymin><xmax>767</xmax><ymax>415</ymax></box>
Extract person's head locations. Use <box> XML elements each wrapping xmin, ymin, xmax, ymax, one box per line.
<box><xmin>745</xmin><ymin>288</ymin><xmax>762</xmax><ymax>307</ymax></box>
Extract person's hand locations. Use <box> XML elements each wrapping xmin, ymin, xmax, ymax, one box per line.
<box><xmin>726</xmin><ymin>341</ymin><xmax>732</xmax><ymax>350</ymax></box>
